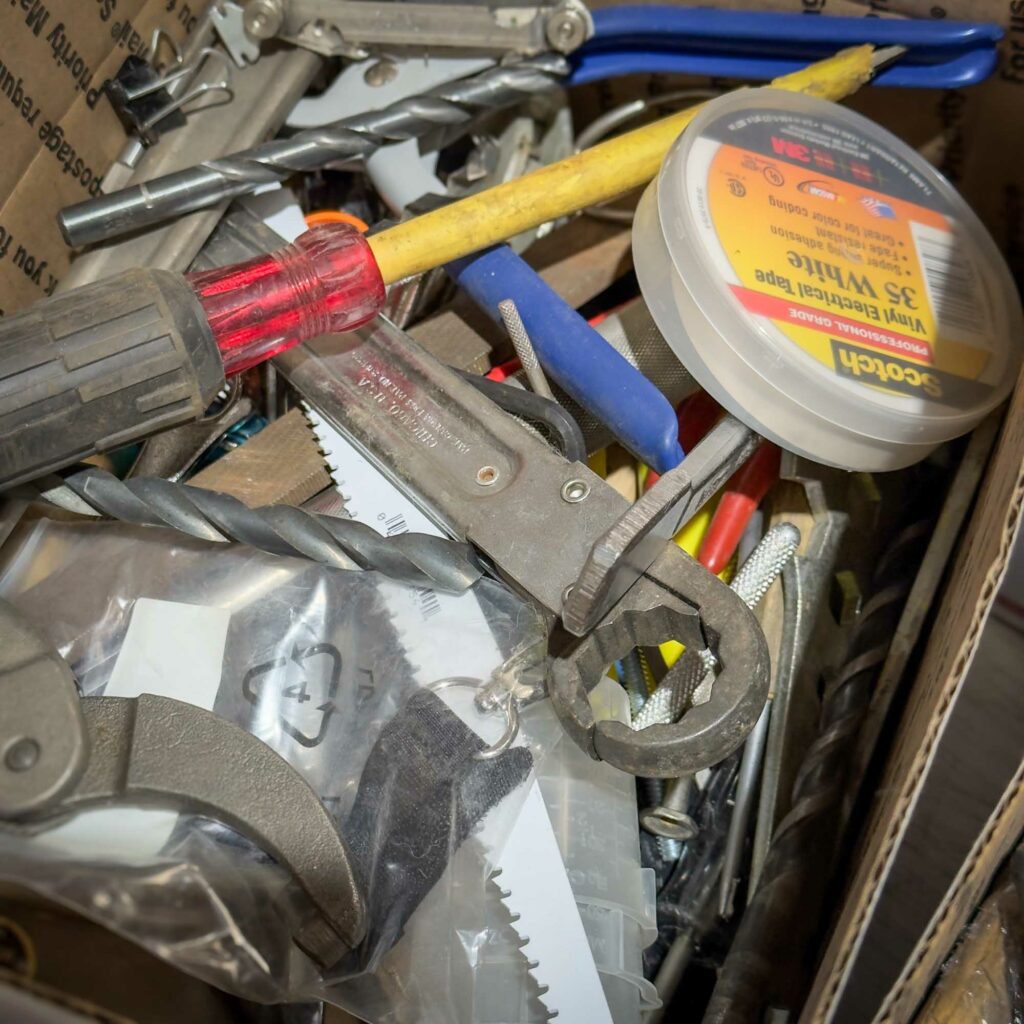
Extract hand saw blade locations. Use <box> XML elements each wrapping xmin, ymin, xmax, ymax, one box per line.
<box><xmin>487</xmin><ymin>782</ymin><xmax>613</xmax><ymax>1023</ymax></box>
<box><xmin>310</xmin><ymin>408</ymin><xmax>612</xmax><ymax>1021</ymax></box>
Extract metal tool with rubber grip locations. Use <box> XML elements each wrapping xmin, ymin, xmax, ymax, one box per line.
<box><xmin>0</xmin><ymin>270</ymin><xmax>221</xmax><ymax>489</ymax></box>
<box><xmin>0</xmin><ymin>223</ymin><xmax>382</xmax><ymax>490</ymax></box>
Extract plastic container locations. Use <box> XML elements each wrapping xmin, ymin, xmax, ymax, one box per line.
<box><xmin>633</xmin><ymin>89</ymin><xmax>1024</xmax><ymax>471</ymax></box>
<box><xmin>536</xmin><ymin>678</ymin><xmax>660</xmax><ymax>1023</ymax></box>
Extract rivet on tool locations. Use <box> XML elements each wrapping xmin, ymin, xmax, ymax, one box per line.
<box><xmin>364</xmin><ymin>60</ymin><xmax>399</xmax><ymax>87</ymax></box>
<box><xmin>561</xmin><ymin>479</ymin><xmax>590</xmax><ymax>503</ymax></box>
<box><xmin>476</xmin><ymin>466</ymin><xmax>500</xmax><ymax>486</ymax></box>
<box><xmin>4</xmin><ymin>737</ymin><xmax>40</xmax><ymax>773</ymax></box>
<box><xmin>243</xmin><ymin>0</ymin><xmax>283</xmax><ymax>39</ymax></box>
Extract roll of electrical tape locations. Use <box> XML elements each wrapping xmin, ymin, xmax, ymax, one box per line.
<box><xmin>633</xmin><ymin>88</ymin><xmax>1023</xmax><ymax>472</ymax></box>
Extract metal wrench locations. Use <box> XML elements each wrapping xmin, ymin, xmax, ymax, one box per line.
<box><xmin>277</xmin><ymin>318</ymin><xmax>767</xmax><ymax>777</ymax></box>
<box><xmin>192</xmin><ymin>206</ymin><xmax>769</xmax><ymax>777</ymax></box>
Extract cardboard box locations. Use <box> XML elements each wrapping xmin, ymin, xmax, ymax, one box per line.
<box><xmin>802</xmin><ymin>370</ymin><xmax>1024</xmax><ymax>1024</ymax></box>
<box><xmin>1</xmin><ymin>2</ymin><xmax>1021</xmax><ymax>1019</ymax></box>
<box><xmin>0</xmin><ymin>0</ymin><xmax>206</xmax><ymax>313</ymax></box>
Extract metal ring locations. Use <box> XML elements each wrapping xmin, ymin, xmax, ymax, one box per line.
<box><xmin>425</xmin><ymin>677</ymin><xmax>519</xmax><ymax>760</ymax></box>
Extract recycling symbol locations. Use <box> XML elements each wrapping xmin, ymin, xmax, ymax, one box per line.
<box><xmin>242</xmin><ymin>643</ymin><xmax>342</xmax><ymax>748</ymax></box>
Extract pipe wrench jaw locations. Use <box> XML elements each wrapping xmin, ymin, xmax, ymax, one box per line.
<box><xmin>549</xmin><ymin>545</ymin><xmax>770</xmax><ymax>778</ymax></box>
<box><xmin>0</xmin><ymin>600</ymin><xmax>367</xmax><ymax>969</ymax></box>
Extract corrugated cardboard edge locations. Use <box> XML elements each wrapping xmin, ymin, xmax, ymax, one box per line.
<box><xmin>801</xmin><ymin>368</ymin><xmax>1024</xmax><ymax>1024</ymax></box>
<box><xmin>874</xmin><ymin>760</ymin><xmax>1024</xmax><ymax>1024</ymax></box>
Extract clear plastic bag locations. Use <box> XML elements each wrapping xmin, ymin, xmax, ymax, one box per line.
<box><xmin>0</xmin><ymin>516</ymin><xmax>551</xmax><ymax>1020</ymax></box>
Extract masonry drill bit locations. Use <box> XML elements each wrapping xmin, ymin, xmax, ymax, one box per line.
<box><xmin>31</xmin><ymin>467</ymin><xmax>481</xmax><ymax>593</ymax></box>
<box><xmin>59</xmin><ymin>54</ymin><xmax>571</xmax><ymax>248</ymax></box>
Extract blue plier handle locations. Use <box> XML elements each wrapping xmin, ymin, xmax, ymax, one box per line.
<box><xmin>571</xmin><ymin>7</ymin><xmax>1002</xmax><ymax>88</ymax></box>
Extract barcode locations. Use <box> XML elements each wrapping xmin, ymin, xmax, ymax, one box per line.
<box><xmin>381</xmin><ymin>512</ymin><xmax>409</xmax><ymax>537</ymax></box>
<box><xmin>417</xmin><ymin>586</ymin><xmax>442</xmax><ymax>620</ymax></box>
<box><xmin>910</xmin><ymin>222</ymin><xmax>986</xmax><ymax>338</ymax></box>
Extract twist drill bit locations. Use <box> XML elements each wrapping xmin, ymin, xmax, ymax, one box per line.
<box><xmin>32</xmin><ymin>467</ymin><xmax>482</xmax><ymax>594</ymax></box>
<box><xmin>59</xmin><ymin>55</ymin><xmax>571</xmax><ymax>248</ymax></box>
<box><xmin>702</xmin><ymin>520</ymin><xmax>931</xmax><ymax>1024</ymax></box>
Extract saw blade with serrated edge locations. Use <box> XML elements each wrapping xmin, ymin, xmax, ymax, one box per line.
<box><xmin>482</xmin><ymin>870</ymin><xmax>556</xmax><ymax>1022</ymax></box>
<box><xmin>487</xmin><ymin>782</ymin><xmax>613</xmax><ymax>1023</ymax></box>
<box><xmin>309</xmin><ymin>406</ymin><xmax>612</xmax><ymax>1018</ymax></box>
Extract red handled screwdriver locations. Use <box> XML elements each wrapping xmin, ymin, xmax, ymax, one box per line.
<box><xmin>0</xmin><ymin>224</ymin><xmax>382</xmax><ymax>489</ymax></box>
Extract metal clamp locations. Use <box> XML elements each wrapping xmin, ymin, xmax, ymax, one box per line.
<box><xmin>104</xmin><ymin>46</ymin><xmax>234</xmax><ymax>148</ymax></box>
<box><xmin>550</xmin><ymin>544</ymin><xmax>770</xmax><ymax>778</ymax></box>
<box><xmin>0</xmin><ymin>599</ymin><xmax>366</xmax><ymax>968</ymax></box>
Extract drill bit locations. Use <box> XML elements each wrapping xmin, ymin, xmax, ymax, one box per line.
<box><xmin>29</xmin><ymin>467</ymin><xmax>482</xmax><ymax>594</ymax></box>
<box><xmin>59</xmin><ymin>54</ymin><xmax>571</xmax><ymax>248</ymax></box>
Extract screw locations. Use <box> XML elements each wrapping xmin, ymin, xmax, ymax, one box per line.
<box><xmin>476</xmin><ymin>465</ymin><xmax>499</xmax><ymax>486</ymax></box>
<box><xmin>4</xmin><ymin>737</ymin><xmax>40</xmax><ymax>773</ymax></box>
<box><xmin>363</xmin><ymin>60</ymin><xmax>399</xmax><ymax>88</ymax></box>
<box><xmin>561</xmin><ymin>479</ymin><xmax>590</xmax><ymax>503</ymax></box>
<box><xmin>243</xmin><ymin>0</ymin><xmax>283</xmax><ymax>39</ymax></box>
<box><xmin>640</xmin><ymin>775</ymin><xmax>698</xmax><ymax>841</ymax></box>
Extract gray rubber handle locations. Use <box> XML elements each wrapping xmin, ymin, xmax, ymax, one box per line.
<box><xmin>0</xmin><ymin>268</ymin><xmax>223</xmax><ymax>489</ymax></box>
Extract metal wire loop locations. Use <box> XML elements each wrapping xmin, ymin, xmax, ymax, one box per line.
<box><xmin>426</xmin><ymin>677</ymin><xmax>520</xmax><ymax>760</ymax></box>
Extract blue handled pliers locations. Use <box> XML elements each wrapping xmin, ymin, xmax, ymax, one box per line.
<box><xmin>570</xmin><ymin>7</ymin><xmax>1002</xmax><ymax>89</ymax></box>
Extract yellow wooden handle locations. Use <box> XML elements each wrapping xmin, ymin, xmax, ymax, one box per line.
<box><xmin>368</xmin><ymin>46</ymin><xmax>877</xmax><ymax>285</ymax></box>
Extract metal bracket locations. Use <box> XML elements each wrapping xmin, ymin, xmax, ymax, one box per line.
<box><xmin>213</xmin><ymin>0</ymin><xmax>593</xmax><ymax>64</ymax></box>
<box><xmin>0</xmin><ymin>599</ymin><xmax>366</xmax><ymax>968</ymax></box>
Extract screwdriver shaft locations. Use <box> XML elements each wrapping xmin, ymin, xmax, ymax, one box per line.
<box><xmin>59</xmin><ymin>55</ymin><xmax>570</xmax><ymax>248</ymax></box>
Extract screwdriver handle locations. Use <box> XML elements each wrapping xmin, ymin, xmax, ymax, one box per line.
<box><xmin>0</xmin><ymin>269</ymin><xmax>223</xmax><ymax>490</ymax></box>
<box><xmin>0</xmin><ymin>225</ymin><xmax>384</xmax><ymax>491</ymax></box>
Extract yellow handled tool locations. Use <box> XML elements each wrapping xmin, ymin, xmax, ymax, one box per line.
<box><xmin>368</xmin><ymin>45</ymin><xmax>883</xmax><ymax>283</ymax></box>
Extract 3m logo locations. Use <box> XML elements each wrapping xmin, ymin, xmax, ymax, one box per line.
<box><xmin>798</xmin><ymin>180</ymin><xmax>839</xmax><ymax>202</ymax></box>
<box><xmin>770</xmin><ymin>136</ymin><xmax>811</xmax><ymax>163</ymax></box>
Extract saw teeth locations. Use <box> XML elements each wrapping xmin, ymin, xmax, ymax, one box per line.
<box><xmin>486</xmin><ymin>867</ymin><xmax>556</xmax><ymax>1019</ymax></box>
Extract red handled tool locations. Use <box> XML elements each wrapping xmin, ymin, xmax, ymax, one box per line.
<box><xmin>697</xmin><ymin>441</ymin><xmax>781</xmax><ymax>574</ymax></box>
<box><xmin>0</xmin><ymin>224</ymin><xmax>383</xmax><ymax>489</ymax></box>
